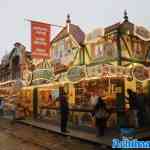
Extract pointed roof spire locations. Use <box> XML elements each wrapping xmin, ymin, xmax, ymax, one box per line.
<box><xmin>66</xmin><ymin>14</ymin><xmax>71</xmax><ymax>24</ymax></box>
<box><xmin>124</xmin><ymin>10</ymin><xmax>128</xmax><ymax>22</ymax></box>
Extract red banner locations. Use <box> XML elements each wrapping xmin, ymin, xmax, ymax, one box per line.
<box><xmin>31</xmin><ymin>21</ymin><xmax>50</xmax><ymax>58</ymax></box>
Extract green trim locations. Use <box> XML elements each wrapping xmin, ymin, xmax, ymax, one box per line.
<box><xmin>121</xmin><ymin>62</ymin><xmax>132</xmax><ymax>67</ymax></box>
<box><xmin>84</xmin><ymin>46</ymin><xmax>92</xmax><ymax>61</ymax></box>
<box><xmin>87</xmin><ymin>58</ymin><xmax>117</xmax><ymax>66</ymax></box>
<box><xmin>82</xmin><ymin>47</ymin><xmax>85</xmax><ymax>65</ymax></box>
<box><xmin>122</xmin><ymin>57</ymin><xmax>150</xmax><ymax>66</ymax></box>
<box><xmin>79</xmin><ymin>48</ymin><xmax>82</xmax><ymax>65</ymax></box>
<box><xmin>72</xmin><ymin>48</ymin><xmax>79</xmax><ymax>64</ymax></box>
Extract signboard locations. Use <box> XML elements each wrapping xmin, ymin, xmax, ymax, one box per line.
<box><xmin>31</xmin><ymin>21</ymin><xmax>50</xmax><ymax>58</ymax></box>
<box><xmin>52</xmin><ymin>38</ymin><xmax>74</xmax><ymax>66</ymax></box>
<box><xmin>60</xmin><ymin>49</ymin><xmax>74</xmax><ymax>66</ymax></box>
<box><xmin>52</xmin><ymin>40</ymin><xmax>65</xmax><ymax>61</ymax></box>
<box><xmin>86</xmin><ymin>64</ymin><xmax>132</xmax><ymax>78</ymax></box>
<box><xmin>67</xmin><ymin>66</ymin><xmax>85</xmax><ymax>83</ymax></box>
<box><xmin>94</xmin><ymin>44</ymin><xmax>104</xmax><ymax>58</ymax></box>
<box><xmin>32</xmin><ymin>69</ymin><xmax>54</xmax><ymax>84</ymax></box>
<box><xmin>86</xmin><ymin>64</ymin><xmax>102</xmax><ymax>77</ymax></box>
<box><xmin>53</xmin><ymin>63</ymin><xmax>68</xmax><ymax>74</ymax></box>
<box><xmin>86</xmin><ymin>64</ymin><xmax>150</xmax><ymax>82</ymax></box>
<box><xmin>92</xmin><ymin>41</ymin><xmax>117</xmax><ymax>62</ymax></box>
<box><xmin>52</xmin><ymin>37</ymin><xmax>76</xmax><ymax>74</ymax></box>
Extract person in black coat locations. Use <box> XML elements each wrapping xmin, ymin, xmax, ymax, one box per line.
<box><xmin>126</xmin><ymin>89</ymin><xmax>137</xmax><ymax>110</ymax></box>
<box><xmin>93</xmin><ymin>97</ymin><xmax>107</xmax><ymax>136</ymax></box>
<box><xmin>59</xmin><ymin>91</ymin><xmax>69</xmax><ymax>133</ymax></box>
<box><xmin>126</xmin><ymin>89</ymin><xmax>139</xmax><ymax>128</ymax></box>
<box><xmin>136</xmin><ymin>89</ymin><xmax>146</xmax><ymax>127</ymax></box>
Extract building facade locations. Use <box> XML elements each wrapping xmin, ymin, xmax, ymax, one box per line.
<box><xmin>0</xmin><ymin>42</ymin><xmax>32</xmax><ymax>86</ymax></box>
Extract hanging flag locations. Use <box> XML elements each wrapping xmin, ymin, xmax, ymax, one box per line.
<box><xmin>31</xmin><ymin>21</ymin><xmax>51</xmax><ymax>58</ymax></box>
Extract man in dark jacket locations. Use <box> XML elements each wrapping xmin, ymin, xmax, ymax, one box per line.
<box><xmin>59</xmin><ymin>92</ymin><xmax>69</xmax><ymax>133</ymax></box>
<box><xmin>93</xmin><ymin>97</ymin><xmax>108</xmax><ymax>136</ymax></box>
<box><xmin>136</xmin><ymin>89</ymin><xmax>146</xmax><ymax>127</ymax></box>
<box><xmin>126</xmin><ymin>89</ymin><xmax>139</xmax><ymax>128</ymax></box>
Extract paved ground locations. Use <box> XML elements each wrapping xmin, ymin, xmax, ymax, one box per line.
<box><xmin>0</xmin><ymin>118</ymin><xmax>109</xmax><ymax>150</ymax></box>
<box><xmin>18</xmin><ymin>118</ymin><xmax>116</xmax><ymax>146</ymax></box>
<box><xmin>17</xmin><ymin>117</ymin><xmax>150</xmax><ymax>147</ymax></box>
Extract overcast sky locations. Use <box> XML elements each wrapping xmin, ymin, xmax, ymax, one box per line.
<box><xmin>0</xmin><ymin>0</ymin><xmax>150</xmax><ymax>60</ymax></box>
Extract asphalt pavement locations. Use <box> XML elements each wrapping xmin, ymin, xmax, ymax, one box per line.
<box><xmin>0</xmin><ymin>118</ymin><xmax>108</xmax><ymax>150</ymax></box>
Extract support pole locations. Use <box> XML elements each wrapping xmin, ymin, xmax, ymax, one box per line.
<box><xmin>25</xmin><ymin>19</ymin><xmax>64</xmax><ymax>28</ymax></box>
<box><xmin>33</xmin><ymin>87</ymin><xmax>38</xmax><ymax>119</ymax></box>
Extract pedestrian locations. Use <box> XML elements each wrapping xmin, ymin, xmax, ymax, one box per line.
<box><xmin>145</xmin><ymin>91</ymin><xmax>150</xmax><ymax>125</ymax></box>
<box><xmin>58</xmin><ymin>90</ymin><xmax>69</xmax><ymax>133</ymax></box>
<box><xmin>0</xmin><ymin>97</ymin><xmax>4</xmax><ymax>116</ymax></box>
<box><xmin>126</xmin><ymin>89</ymin><xmax>139</xmax><ymax>128</ymax></box>
<box><xmin>48</xmin><ymin>94</ymin><xmax>53</xmax><ymax>106</ymax></box>
<box><xmin>11</xmin><ymin>102</ymin><xmax>17</xmax><ymax>124</ymax></box>
<box><xmin>93</xmin><ymin>97</ymin><xmax>108</xmax><ymax>137</ymax></box>
<box><xmin>136</xmin><ymin>88</ymin><xmax>146</xmax><ymax>127</ymax></box>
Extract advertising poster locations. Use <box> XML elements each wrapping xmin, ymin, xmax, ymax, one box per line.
<box><xmin>31</xmin><ymin>21</ymin><xmax>51</xmax><ymax>58</ymax></box>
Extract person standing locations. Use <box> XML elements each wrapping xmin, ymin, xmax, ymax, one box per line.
<box><xmin>0</xmin><ymin>97</ymin><xmax>4</xmax><ymax>116</ymax></box>
<box><xmin>145</xmin><ymin>91</ymin><xmax>150</xmax><ymax>125</ymax></box>
<box><xmin>12</xmin><ymin>102</ymin><xmax>16</xmax><ymax>121</ymax></box>
<box><xmin>59</xmin><ymin>91</ymin><xmax>69</xmax><ymax>133</ymax></box>
<box><xmin>93</xmin><ymin>97</ymin><xmax>108</xmax><ymax>137</ymax></box>
<box><xmin>48</xmin><ymin>94</ymin><xmax>52</xmax><ymax>103</ymax></box>
<box><xmin>126</xmin><ymin>89</ymin><xmax>138</xmax><ymax>128</ymax></box>
<box><xmin>136</xmin><ymin>88</ymin><xmax>146</xmax><ymax>127</ymax></box>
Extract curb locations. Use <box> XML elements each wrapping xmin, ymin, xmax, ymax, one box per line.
<box><xmin>16</xmin><ymin>120</ymin><xmax>112</xmax><ymax>148</ymax></box>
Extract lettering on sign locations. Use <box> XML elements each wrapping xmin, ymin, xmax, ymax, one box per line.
<box><xmin>92</xmin><ymin>41</ymin><xmax>117</xmax><ymax>62</ymax></box>
<box><xmin>31</xmin><ymin>21</ymin><xmax>50</xmax><ymax>58</ymax></box>
<box><xmin>86</xmin><ymin>64</ymin><xmax>132</xmax><ymax>78</ymax></box>
<box><xmin>67</xmin><ymin>66</ymin><xmax>85</xmax><ymax>83</ymax></box>
<box><xmin>32</xmin><ymin>69</ymin><xmax>54</xmax><ymax>84</ymax></box>
<box><xmin>86</xmin><ymin>64</ymin><xmax>150</xmax><ymax>82</ymax></box>
<box><xmin>86</xmin><ymin>65</ymin><xmax>102</xmax><ymax>77</ymax></box>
